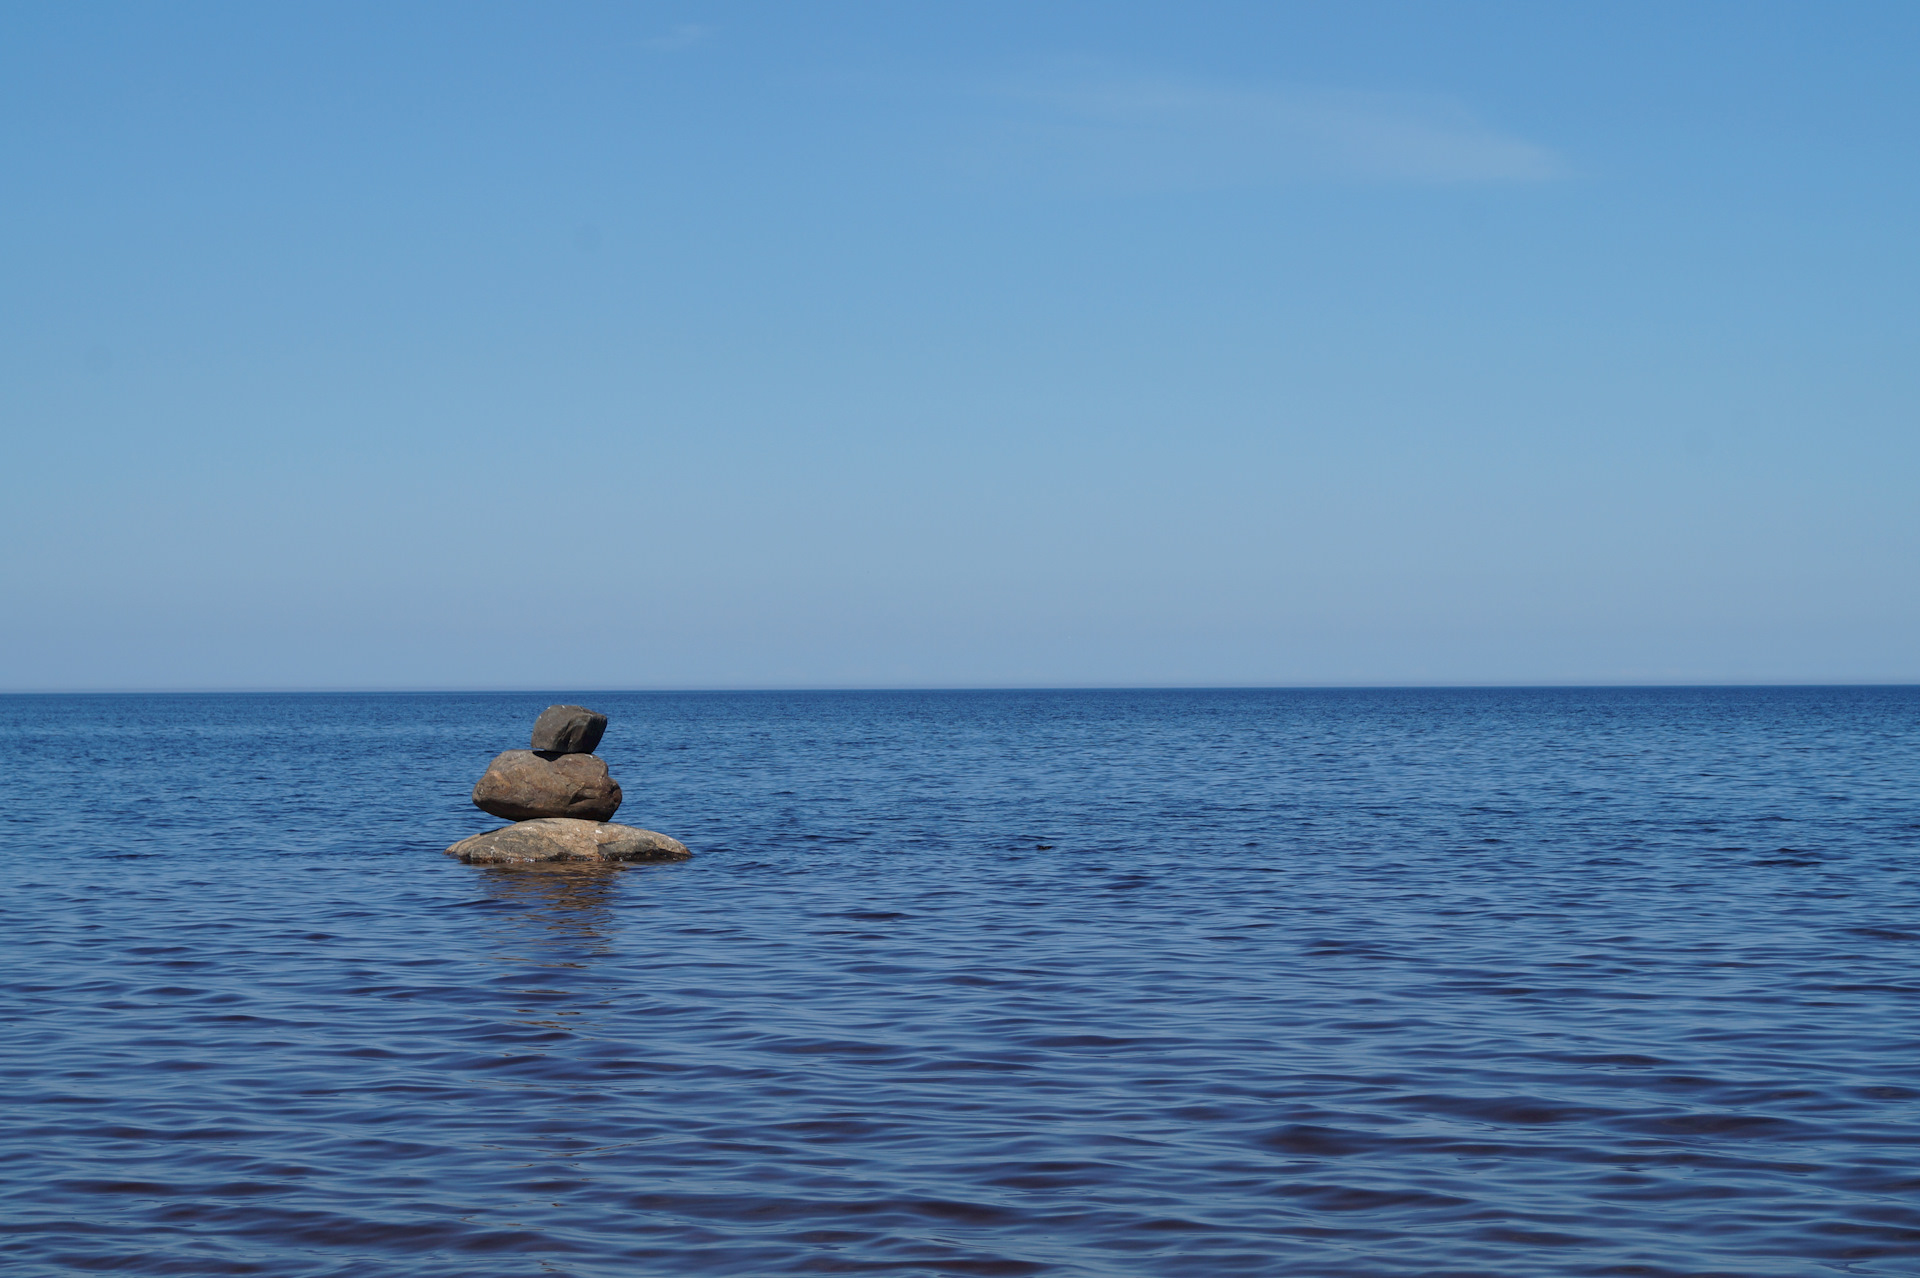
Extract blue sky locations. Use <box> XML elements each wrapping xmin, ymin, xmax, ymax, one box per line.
<box><xmin>3</xmin><ymin>2</ymin><xmax>1916</xmax><ymax>689</ymax></box>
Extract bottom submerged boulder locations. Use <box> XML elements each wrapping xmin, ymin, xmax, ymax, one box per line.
<box><xmin>446</xmin><ymin>818</ymin><xmax>691</xmax><ymax>866</ymax></box>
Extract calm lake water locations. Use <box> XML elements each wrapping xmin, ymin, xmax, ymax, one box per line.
<box><xmin>3</xmin><ymin>688</ymin><xmax>1918</xmax><ymax>1276</ymax></box>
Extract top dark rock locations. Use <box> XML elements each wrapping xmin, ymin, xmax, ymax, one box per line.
<box><xmin>531</xmin><ymin>704</ymin><xmax>607</xmax><ymax>755</ymax></box>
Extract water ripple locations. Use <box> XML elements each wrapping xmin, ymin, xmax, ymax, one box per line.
<box><xmin>1</xmin><ymin>687</ymin><xmax>1918</xmax><ymax>1275</ymax></box>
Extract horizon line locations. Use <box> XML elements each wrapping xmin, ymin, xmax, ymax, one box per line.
<box><xmin>2</xmin><ymin>679</ymin><xmax>1916</xmax><ymax>696</ymax></box>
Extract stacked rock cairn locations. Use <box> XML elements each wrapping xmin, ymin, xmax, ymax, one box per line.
<box><xmin>444</xmin><ymin>704</ymin><xmax>691</xmax><ymax>866</ymax></box>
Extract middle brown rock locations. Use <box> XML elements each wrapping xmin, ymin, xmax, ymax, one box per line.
<box><xmin>472</xmin><ymin>750</ymin><xmax>623</xmax><ymax>822</ymax></box>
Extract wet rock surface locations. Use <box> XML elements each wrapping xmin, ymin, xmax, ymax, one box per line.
<box><xmin>445</xmin><ymin>818</ymin><xmax>691</xmax><ymax>865</ymax></box>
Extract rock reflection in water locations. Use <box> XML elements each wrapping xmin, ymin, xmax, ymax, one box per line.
<box><xmin>477</xmin><ymin>864</ymin><xmax>622</xmax><ymax>960</ymax></box>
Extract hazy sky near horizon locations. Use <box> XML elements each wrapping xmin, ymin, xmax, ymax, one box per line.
<box><xmin>4</xmin><ymin>1</ymin><xmax>1917</xmax><ymax>689</ymax></box>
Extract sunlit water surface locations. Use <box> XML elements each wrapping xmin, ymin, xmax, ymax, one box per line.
<box><xmin>3</xmin><ymin>688</ymin><xmax>1918</xmax><ymax>1276</ymax></box>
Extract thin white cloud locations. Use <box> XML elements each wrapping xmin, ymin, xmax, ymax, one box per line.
<box><xmin>967</xmin><ymin>69</ymin><xmax>1564</xmax><ymax>190</ymax></box>
<box><xmin>644</xmin><ymin>23</ymin><xmax>714</xmax><ymax>52</ymax></box>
